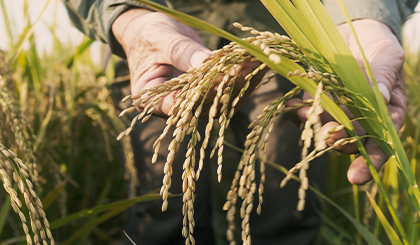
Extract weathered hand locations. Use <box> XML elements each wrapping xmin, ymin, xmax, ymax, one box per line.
<box><xmin>336</xmin><ymin>19</ymin><xmax>406</xmax><ymax>184</ymax></box>
<box><xmin>112</xmin><ymin>9</ymin><xmax>265</xmax><ymax>118</ymax></box>
<box><xmin>112</xmin><ymin>9</ymin><xmax>209</xmax><ymax>117</ymax></box>
<box><xmin>287</xmin><ymin>19</ymin><xmax>406</xmax><ymax>185</ymax></box>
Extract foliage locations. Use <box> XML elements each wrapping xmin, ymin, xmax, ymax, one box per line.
<box><xmin>0</xmin><ymin>1</ymin><xmax>144</xmax><ymax>244</ymax></box>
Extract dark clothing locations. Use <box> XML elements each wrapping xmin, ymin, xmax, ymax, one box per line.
<box><xmin>63</xmin><ymin>0</ymin><xmax>416</xmax><ymax>58</ymax></box>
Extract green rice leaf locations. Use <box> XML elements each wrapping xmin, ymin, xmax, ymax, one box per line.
<box><xmin>260</xmin><ymin>0</ymin><xmax>330</xmax><ymax>72</ymax></box>
<box><xmin>0</xmin><ymin>0</ymin><xmax>13</xmax><ymax>47</ymax></box>
<box><xmin>61</xmin><ymin>205</ymin><xmax>129</xmax><ymax>245</ymax></box>
<box><xmin>42</xmin><ymin>180</ymin><xmax>68</xmax><ymax>210</ymax></box>
<box><xmin>366</xmin><ymin>192</ymin><xmax>404</xmax><ymax>245</ymax></box>
<box><xmin>316</xmin><ymin>208</ymin><xmax>355</xmax><ymax>242</ymax></box>
<box><xmin>10</xmin><ymin>0</ymin><xmax>53</xmax><ymax>63</ymax></box>
<box><xmin>65</xmin><ymin>38</ymin><xmax>95</xmax><ymax>68</ymax></box>
<box><xmin>337</xmin><ymin>0</ymin><xmax>420</xmax><ymax>239</ymax></box>
<box><xmin>0</xmin><ymin>196</ymin><xmax>11</xmax><ymax>235</ymax></box>
<box><xmin>50</xmin><ymin>192</ymin><xmax>175</xmax><ymax>230</ymax></box>
<box><xmin>266</xmin><ymin>160</ymin><xmax>382</xmax><ymax>245</ymax></box>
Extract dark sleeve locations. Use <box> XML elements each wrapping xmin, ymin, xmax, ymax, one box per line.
<box><xmin>323</xmin><ymin>0</ymin><xmax>418</xmax><ymax>42</ymax></box>
<box><xmin>63</xmin><ymin>0</ymin><xmax>166</xmax><ymax>58</ymax></box>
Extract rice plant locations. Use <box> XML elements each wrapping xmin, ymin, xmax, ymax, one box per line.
<box><xmin>116</xmin><ymin>0</ymin><xmax>420</xmax><ymax>244</ymax></box>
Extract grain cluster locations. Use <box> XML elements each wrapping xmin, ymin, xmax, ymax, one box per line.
<box><xmin>118</xmin><ymin>23</ymin><xmax>361</xmax><ymax>245</ymax></box>
<box><xmin>0</xmin><ymin>50</ymin><xmax>55</xmax><ymax>245</ymax></box>
<box><xmin>0</xmin><ymin>144</ymin><xmax>54</xmax><ymax>245</ymax></box>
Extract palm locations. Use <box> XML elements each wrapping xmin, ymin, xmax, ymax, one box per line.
<box><xmin>118</xmin><ymin>11</ymin><xmax>266</xmax><ymax>118</ymax></box>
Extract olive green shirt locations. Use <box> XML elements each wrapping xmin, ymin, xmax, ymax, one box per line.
<box><xmin>63</xmin><ymin>0</ymin><xmax>417</xmax><ymax>58</ymax></box>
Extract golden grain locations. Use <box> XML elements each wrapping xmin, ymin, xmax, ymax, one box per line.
<box><xmin>113</xmin><ymin>22</ymin><xmax>358</xmax><ymax>245</ymax></box>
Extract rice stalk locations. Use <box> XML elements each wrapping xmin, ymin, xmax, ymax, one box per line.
<box><xmin>0</xmin><ymin>144</ymin><xmax>54</xmax><ymax>245</ymax></box>
<box><xmin>112</xmin><ymin>0</ymin><xmax>420</xmax><ymax>244</ymax></box>
<box><xmin>116</xmin><ymin>23</ymin><xmax>371</xmax><ymax>244</ymax></box>
<box><xmin>0</xmin><ymin>51</ymin><xmax>38</xmax><ymax>185</ymax></box>
<box><xmin>0</xmin><ymin>49</ymin><xmax>54</xmax><ymax>244</ymax></box>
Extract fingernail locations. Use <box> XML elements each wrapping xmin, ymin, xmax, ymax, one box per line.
<box><xmin>190</xmin><ymin>50</ymin><xmax>210</xmax><ymax>69</ymax></box>
<box><xmin>377</xmin><ymin>83</ymin><xmax>390</xmax><ymax>104</ymax></box>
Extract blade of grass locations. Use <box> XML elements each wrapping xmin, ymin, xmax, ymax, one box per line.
<box><xmin>50</xmin><ymin>192</ymin><xmax>176</xmax><ymax>230</ymax></box>
<box><xmin>411</xmin><ymin>115</ymin><xmax>420</xmax><ymax>174</ymax></box>
<box><xmin>337</xmin><ymin>1</ymin><xmax>419</xmax><ymax>242</ymax></box>
<box><xmin>124</xmin><ymin>230</ymin><xmax>137</xmax><ymax>245</ymax></box>
<box><xmin>10</xmin><ymin>0</ymin><xmax>53</xmax><ymax>63</ymax></box>
<box><xmin>264</xmin><ymin>0</ymin><xmax>390</xmax><ymax>154</ymax></box>
<box><xmin>78</xmin><ymin>175</ymin><xmax>114</xmax><ymax>244</ymax></box>
<box><xmin>60</xmin><ymin>192</ymin><xmax>178</xmax><ymax>244</ymax></box>
<box><xmin>0</xmin><ymin>197</ymin><xmax>11</xmax><ymax>235</ymax></box>
<box><xmin>0</xmin><ymin>236</ymin><xmax>25</xmax><ymax>245</ymax></box>
<box><xmin>61</xmin><ymin>205</ymin><xmax>130</xmax><ymax>245</ymax></box>
<box><xmin>28</xmin><ymin>37</ymin><xmax>42</xmax><ymax>94</ymax></box>
<box><xmin>319</xmin><ymin>227</ymin><xmax>345</xmax><ymax>244</ymax></box>
<box><xmin>372</xmin><ymin>191</ymin><xmax>384</xmax><ymax>238</ymax></box>
<box><xmin>316</xmin><ymin>208</ymin><xmax>355</xmax><ymax>242</ymax></box>
<box><xmin>260</xmin><ymin>0</ymin><xmax>331</xmax><ymax>72</ymax></box>
<box><xmin>42</xmin><ymin>179</ymin><xmax>68</xmax><ymax>210</ymax></box>
<box><xmin>66</xmin><ymin>38</ymin><xmax>95</xmax><ymax>68</ymax></box>
<box><xmin>34</xmin><ymin>75</ymin><xmax>55</xmax><ymax>151</ymax></box>
<box><xmin>384</xmin><ymin>157</ymin><xmax>401</xmax><ymax>215</ymax></box>
<box><xmin>408</xmin><ymin>212</ymin><xmax>420</xmax><ymax>244</ymax></box>
<box><xmin>366</xmin><ymin>192</ymin><xmax>404</xmax><ymax>245</ymax></box>
<box><xmin>0</xmin><ymin>0</ymin><xmax>13</xmax><ymax>47</ymax></box>
<box><xmin>352</xmin><ymin>184</ymin><xmax>360</xmax><ymax>222</ymax></box>
<box><xmin>290</xmin><ymin>0</ymin><xmax>390</xmax><ymax>155</ymax></box>
<box><xmin>224</xmin><ymin>141</ymin><xmax>382</xmax><ymax>244</ymax></box>
<box><xmin>336</xmin><ymin>0</ymin><xmax>420</xmax><ymax>215</ymax></box>
<box><xmin>266</xmin><ymin>159</ymin><xmax>382</xmax><ymax>245</ymax></box>
<box><xmin>350</xmin><ymin>155</ymin><xmax>361</xmax><ymax>225</ymax></box>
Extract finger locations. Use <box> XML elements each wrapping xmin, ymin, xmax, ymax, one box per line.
<box><xmin>131</xmin><ymin>64</ymin><xmax>179</xmax><ymax>117</ymax></box>
<box><xmin>131</xmin><ymin>64</ymin><xmax>175</xmax><ymax>94</ymax></box>
<box><xmin>347</xmin><ymin>138</ymin><xmax>389</xmax><ymax>185</ymax></box>
<box><xmin>387</xmin><ymin>69</ymin><xmax>406</xmax><ymax>130</ymax></box>
<box><xmin>167</xmin><ymin>36</ymin><xmax>211</xmax><ymax>72</ymax></box>
<box><xmin>369</xmin><ymin>44</ymin><xmax>403</xmax><ymax>104</ymax></box>
<box><xmin>321</xmin><ymin>121</ymin><xmax>357</xmax><ymax>154</ymax></box>
<box><xmin>353</xmin><ymin>20</ymin><xmax>403</xmax><ymax>104</ymax></box>
<box><xmin>320</xmin><ymin>121</ymin><xmax>367</xmax><ymax>154</ymax></box>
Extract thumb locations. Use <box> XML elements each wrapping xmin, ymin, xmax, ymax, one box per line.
<box><xmin>353</xmin><ymin>20</ymin><xmax>403</xmax><ymax>104</ymax></box>
<box><xmin>168</xmin><ymin>37</ymin><xmax>211</xmax><ymax>72</ymax></box>
<box><xmin>347</xmin><ymin>138</ymin><xmax>388</xmax><ymax>185</ymax></box>
<box><xmin>369</xmin><ymin>51</ymin><xmax>403</xmax><ymax>104</ymax></box>
<box><xmin>190</xmin><ymin>49</ymin><xmax>211</xmax><ymax>69</ymax></box>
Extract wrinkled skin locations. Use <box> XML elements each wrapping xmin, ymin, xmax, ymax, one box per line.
<box><xmin>113</xmin><ymin>9</ymin><xmax>265</xmax><ymax>118</ymax></box>
<box><xmin>113</xmin><ymin>10</ymin><xmax>406</xmax><ymax>185</ymax></box>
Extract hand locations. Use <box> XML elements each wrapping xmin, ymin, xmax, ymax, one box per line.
<box><xmin>287</xmin><ymin>19</ymin><xmax>406</xmax><ymax>185</ymax></box>
<box><xmin>112</xmin><ymin>9</ymin><xmax>265</xmax><ymax>118</ymax></box>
